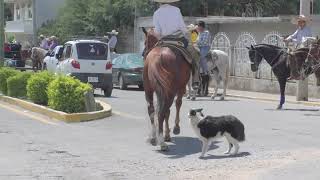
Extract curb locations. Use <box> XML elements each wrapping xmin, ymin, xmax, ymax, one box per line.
<box><xmin>228</xmin><ymin>94</ymin><xmax>320</xmax><ymax>107</ymax></box>
<box><xmin>0</xmin><ymin>96</ymin><xmax>112</xmax><ymax>123</ymax></box>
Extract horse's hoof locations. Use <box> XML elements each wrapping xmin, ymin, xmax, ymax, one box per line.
<box><xmin>191</xmin><ymin>97</ymin><xmax>196</xmax><ymax>101</ymax></box>
<box><xmin>160</xmin><ymin>144</ymin><xmax>169</xmax><ymax>151</ymax></box>
<box><xmin>220</xmin><ymin>97</ymin><xmax>225</xmax><ymax>101</ymax></box>
<box><xmin>173</xmin><ymin>126</ymin><xmax>180</xmax><ymax>135</ymax></box>
<box><xmin>164</xmin><ymin>136</ymin><xmax>171</xmax><ymax>142</ymax></box>
<box><xmin>150</xmin><ymin>138</ymin><xmax>157</xmax><ymax>146</ymax></box>
<box><xmin>211</xmin><ymin>96</ymin><xmax>216</xmax><ymax>100</ymax></box>
<box><xmin>277</xmin><ymin>105</ymin><xmax>283</xmax><ymax>110</ymax></box>
<box><xmin>186</xmin><ymin>96</ymin><xmax>190</xmax><ymax>99</ymax></box>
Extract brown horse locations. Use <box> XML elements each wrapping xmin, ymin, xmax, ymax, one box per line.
<box><xmin>30</xmin><ymin>47</ymin><xmax>48</xmax><ymax>71</ymax></box>
<box><xmin>143</xmin><ymin>28</ymin><xmax>192</xmax><ymax>151</ymax></box>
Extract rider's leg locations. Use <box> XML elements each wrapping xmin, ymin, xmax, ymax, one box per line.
<box><xmin>187</xmin><ymin>45</ymin><xmax>200</xmax><ymax>89</ymax></box>
<box><xmin>288</xmin><ymin>56</ymin><xmax>300</xmax><ymax>80</ymax></box>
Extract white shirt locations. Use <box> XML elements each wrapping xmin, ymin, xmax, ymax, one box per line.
<box><xmin>153</xmin><ymin>4</ymin><xmax>187</xmax><ymax>38</ymax></box>
<box><xmin>109</xmin><ymin>35</ymin><xmax>117</xmax><ymax>49</ymax></box>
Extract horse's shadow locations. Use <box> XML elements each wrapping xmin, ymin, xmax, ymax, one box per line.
<box><xmin>160</xmin><ymin>136</ymin><xmax>219</xmax><ymax>159</ymax></box>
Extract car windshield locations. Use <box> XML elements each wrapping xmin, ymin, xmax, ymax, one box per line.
<box><xmin>76</xmin><ymin>43</ymin><xmax>108</xmax><ymax>60</ymax></box>
<box><xmin>126</xmin><ymin>54</ymin><xmax>143</xmax><ymax>67</ymax></box>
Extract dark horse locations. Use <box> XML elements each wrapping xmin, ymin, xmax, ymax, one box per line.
<box><xmin>247</xmin><ymin>44</ymin><xmax>320</xmax><ymax>109</ymax></box>
<box><xmin>143</xmin><ymin>28</ymin><xmax>192</xmax><ymax>151</ymax></box>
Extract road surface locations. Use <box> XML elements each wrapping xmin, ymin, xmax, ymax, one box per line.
<box><xmin>0</xmin><ymin>88</ymin><xmax>320</xmax><ymax>180</ymax></box>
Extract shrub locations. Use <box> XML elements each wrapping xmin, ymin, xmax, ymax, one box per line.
<box><xmin>27</xmin><ymin>71</ymin><xmax>55</xmax><ymax>105</ymax></box>
<box><xmin>7</xmin><ymin>72</ymin><xmax>33</xmax><ymax>98</ymax></box>
<box><xmin>0</xmin><ymin>68</ymin><xmax>20</xmax><ymax>95</ymax></box>
<box><xmin>48</xmin><ymin>76</ymin><xmax>92</xmax><ymax>113</ymax></box>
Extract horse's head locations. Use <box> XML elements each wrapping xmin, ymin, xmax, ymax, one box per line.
<box><xmin>247</xmin><ymin>45</ymin><xmax>263</xmax><ymax>72</ymax></box>
<box><xmin>142</xmin><ymin>27</ymin><xmax>159</xmax><ymax>57</ymax></box>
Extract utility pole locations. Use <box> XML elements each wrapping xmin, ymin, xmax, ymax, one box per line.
<box><xmin>32</xmin><ymin>0</ymin><xmax>37</xmax><ymax>46</ymax></box>
<box><xmin>0</xmin><ymin>0</ymin><xmax>4</xmax><ymax>65</ymax></box>
<box><xmin>296</xmin><ymin>0</ymin><xmax>310</xmax><ymax>101</ymax></box>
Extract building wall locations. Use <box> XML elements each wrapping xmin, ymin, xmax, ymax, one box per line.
<box><xmin>35</xmin><ymin>0</ymin><xmax>66</xmax><ymax>28</ymax></box>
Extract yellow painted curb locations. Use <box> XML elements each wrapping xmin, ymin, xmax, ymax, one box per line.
<box><xmin>228</xmin><ymin>94</ymin><xmax>320</xmax><ymax>107</ymax></box>
<box><xmin>0</xmin><ymin>96</ymin><xmax>112</xmax><ymax>123</ymax></box>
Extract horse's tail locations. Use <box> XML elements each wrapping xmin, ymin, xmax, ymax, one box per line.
<box><xmin>148</xmin><ymin>52</ymin><xmax>175</xmax><ymax>113</ymax></box>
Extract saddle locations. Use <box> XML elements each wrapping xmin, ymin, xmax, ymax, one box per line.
<box><xmin>156</xmin><ymin>39</ymin><xmax>194</xmax><ymax>66</ymax></box>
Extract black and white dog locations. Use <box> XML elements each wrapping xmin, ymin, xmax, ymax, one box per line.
<box><xmin>188</xmin><ymin>109</ymin><xmax>245</xmax><ymax>158</ymax></box>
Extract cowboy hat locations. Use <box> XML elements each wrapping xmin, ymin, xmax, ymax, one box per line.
<box><xmin>153</xmin><ymin>0</ymin><xmax>180</xmax><ymax>3</ymax></box>
<box><xmin>109</xmin><ymin>30</ymin><xmax>119</xmax><ymax>35</ymax></box>
<box><xmin>291</xmin><ymin>15</ymin><xmax>311</xmax><ymax>24</ymax></box>
<box><xmin>187</xmin><ymin>24</ymin><xmax>198</xmax><ymax>31</ymax></box>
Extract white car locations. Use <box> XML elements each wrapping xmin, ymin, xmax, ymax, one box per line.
<box><xmin>55</xmin><ymin>40</ymin><xmax>113</xmax><ymax>97</ymax></box>
<box><xmin>43</xmin><ymin>45</ymin><xmax>64</xmax><ymax>72</ymax></box>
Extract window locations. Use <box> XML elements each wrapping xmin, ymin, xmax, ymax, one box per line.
<box><xmin>76</xmin><ymin>43</ymin><xmax>108</xmax><ymax>60</ymax></box>
<box><xmin>16</xmin><ymin>4</ymin><xmax>20</xmax><ymax>20</ymax></box>
<box><xmin>63</xmin><ymin>45</ymin><xmax>72</xmax><ymax>60</ymax></box>
<box><xmin>27</xmin><ymin>3</ymin><xmax>32</xmax><ymax>19</ymax></box>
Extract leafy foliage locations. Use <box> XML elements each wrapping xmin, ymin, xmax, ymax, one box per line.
<box><xmin>47</xmin><ymin>76</ymin><xmax>92</xmax><ymax>113</ymax></box>
<box><xmin>7</xmin><ymin>72</ymin><xmax>33</xmax><ymax>98</ymax></box>
<box><xmin>0</xmin><ymin>68</ymin><xmax>20</xmax><ymax>95</ymax></box>
<box><xmin>27</xmin><ymin>71</ymin><xmax>55</xmax><ymax>105</ymax></box>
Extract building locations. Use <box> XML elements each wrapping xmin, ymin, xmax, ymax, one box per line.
<box><xmin>4</xmin><ymin>0</ymin><xmax>65</xmax><ymax>45</ymax></box>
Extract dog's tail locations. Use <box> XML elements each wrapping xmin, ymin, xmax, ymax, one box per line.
<box><xmin>231</xmin><ymin>116</ymin><xmax>245</xmax><ymax>142</ymax></box>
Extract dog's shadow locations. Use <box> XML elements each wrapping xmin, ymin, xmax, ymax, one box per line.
<box><xmin>201</xmin><ymin>152</ymin><xmax>251</xmax><ymax>160</ymax></box>
<box><xmin>161</xmin><ymin>136</ymin><xmax>219</xmax><ymax>159</ymax></box>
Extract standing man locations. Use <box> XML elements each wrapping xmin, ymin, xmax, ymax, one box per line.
<box><xmin>48</xmin><ymin>36</ymin><xmax>58</xmax><ymax>52</ymax></box>
<box><xmin>196</xmin><ymin>21</ymin><xmax>211</xmax><ymax>96</ymax></box>
<box><xmin>108</xmin><ymin>30</ymin><xmax>118</xmax><ymax>53</ymax></box>
<box><xmin>152</xmin><ymin>0</ymin><xmax>200</xmax><ymax>89</ymax></box>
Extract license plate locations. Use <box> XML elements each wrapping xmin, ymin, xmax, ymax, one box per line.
<box><xmin>88</xmin><ymin>77</ymin><xmax>98</xmax><ymax>82</ymax></box>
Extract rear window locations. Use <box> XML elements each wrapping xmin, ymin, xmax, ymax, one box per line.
<box><xmin>76</xmin><ymin>43</ymin><xmax>108</xmax><ymax>60</ymax></box>
<box><xmin>127</xmin><ymin>54</ymin><xmax>144</xmax><ymax>67</ymax></box>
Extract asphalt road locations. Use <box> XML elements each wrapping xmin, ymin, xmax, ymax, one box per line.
<box><xmin>0</xmin><ymin>88</ymin><xmax>320</xmax><ymax>180</ymax></box>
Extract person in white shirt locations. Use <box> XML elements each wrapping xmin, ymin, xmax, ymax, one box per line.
<box><xmin>108</xmin><ymin>30</ymin><xmax>118</xmax><ymax>53</ymax></box>
<box><xmin>152</xmin><ymin>0</ymin><xmax>199</xmax><ymax>89</ymax></box>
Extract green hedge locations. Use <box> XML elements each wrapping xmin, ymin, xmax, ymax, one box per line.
<box><xmin>47</xmin><ymin>76</ymin><xmax>92</xmax><ymax>113</ymax></box>
<box><xmin>7</xmin><ymin>72</ymin><xmax>33</xmax><ymax>98</ymax></box>
<box><xmin>0</xmin><ymin>68</ymin><xmax>20</xmax><ymax>95</ymax></box>
<box><xmin>27</xmin><ymin>71</ymin><xmax>55</xmax><ymax>105</ymax></box>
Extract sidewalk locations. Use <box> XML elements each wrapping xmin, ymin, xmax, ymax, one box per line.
<box><xmin>211</xmin><ymin>88</ymin><xmax>320</xmax><ymax>107</ymax></box>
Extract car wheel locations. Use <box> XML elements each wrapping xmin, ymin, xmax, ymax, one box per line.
<box><xmin>42</xmin><ymin>63</ymin><xmax>47</xmax><ymax>70</ymax></box>
<box><xmin>119</xmin><ymin>75</ymin><xmax>127</xmax><ymax>90</ymax></box>
<box><xmin>138</xmin><ymin>84</ymin><xmax>144</xmax><ymax>90</ymax></box>
<box><xmin>103</xmin><ymin>85</ymin><xmax>113</xmax><ymax>97</ymax></box>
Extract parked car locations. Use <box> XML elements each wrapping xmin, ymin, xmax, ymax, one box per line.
<box><xmin>4</xmin><ymin>43</ymin><xmax>25</xmax><ymax>67</ymax></box>
<box><xmin>112</xmin><ymin>53</ymin><xmax>144</xmax><ymax>90</ymax></box>
<box><xmin>55</xmin><ymin>40</ymin><xmax>113</xmax><ymax>97</ymax></box>
<box><xmin>43</xmin><ymin>45</ymin><xmax>64</xmax><ymax>72</ymax></box>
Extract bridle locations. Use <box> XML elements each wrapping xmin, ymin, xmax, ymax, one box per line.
<box><xmin>250</xmin><ymin>47</ymin><xmax>286</xmax><ymax>69</ymax></box>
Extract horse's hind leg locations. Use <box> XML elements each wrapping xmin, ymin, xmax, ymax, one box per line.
<box><xmin>146</xmin><ymin>90</ymin><xmax>156</xmax><ymax>146</ymax></box>
<box><xmin>164</xmin><ymin>110</ymin><xmax>171</xmax><ymax>142</ymax></box>
<box><xmin>173</xmin><ymin>92</ymin><xmax>184</xmax><ymax>135</ymax></box>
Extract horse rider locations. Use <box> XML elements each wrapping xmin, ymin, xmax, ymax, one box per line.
<box><xmin>284</xmin><ymin>15</ymin><xmax>313</xmax><ymax>80</ymax></box>
<box><xmin>39</xmin><ymin>34</ymin><xmax>49</xmax><ymax>50</ymax></box>
<box><xmin>108</xmin><ymin>30</ymin><xmax>119</xmax><ymax>53</ymax></box>
<box><xmin>196</xmin><ymin>21</ymin><xmax>211</xmax><ymax>96</ymax></box>
<box><xmin>152</xmin><ymin>0</ymin><xmax>200</xmax><ymax>89</ymax></box>
<box><xmin>49</xmin><ymin>36</ymin><xmax>58</xmax><ymax>52</ymax></box>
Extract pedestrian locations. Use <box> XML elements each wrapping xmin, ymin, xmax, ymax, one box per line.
<box><xmin>196</xmin><ymin>21</ymin><xmax>211</xmax><ymax>96</ymax></box>
<box><xmin>108</xmin><ymin>30</ymin><xmax>118</xmax><ymax>53</ymax></box>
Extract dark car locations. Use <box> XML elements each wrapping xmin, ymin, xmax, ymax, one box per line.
<box><xmin>4</xmin><ymin>43</ymin><xmax>25</xmax><ymax>67</ymax></box>
<box><xmin>112</xmin><ymin>53</ymin><xmax>144</xmax><ymax>90</ymax></box>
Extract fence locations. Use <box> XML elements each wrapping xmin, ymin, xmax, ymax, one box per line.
<box><xmin>212</xmin><ymin>31</ymin><xmax>318</xmax><ymax>85</ymax></box>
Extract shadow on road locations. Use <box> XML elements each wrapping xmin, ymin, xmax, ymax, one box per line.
<box><xmin>186</xmin><ymin>98</ymin><xmax>240</xmax><ymax>102</ymax></box>
<box><xmin>160</xmin><ymin>136</ymin><xmax>220</xmax><ymax>159</ymax></box>
<box><xmin>202</xmin><ymin>151</ymin><xmax>251</xmax><ymax>160</ymax></box>
<box><xmin>113</xmin><ymin>87</ymin><xmax>144</xmax><ymax>92</ymax></box>
<box><xmin>304</xmin><ymin>113</ymin><xmax>320</xmax><ymax>117</ymax></box>
<box><xmin>265</xmin><ymin>108</ymin><xmax>319</xmax><ymax>112</ymax></box>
